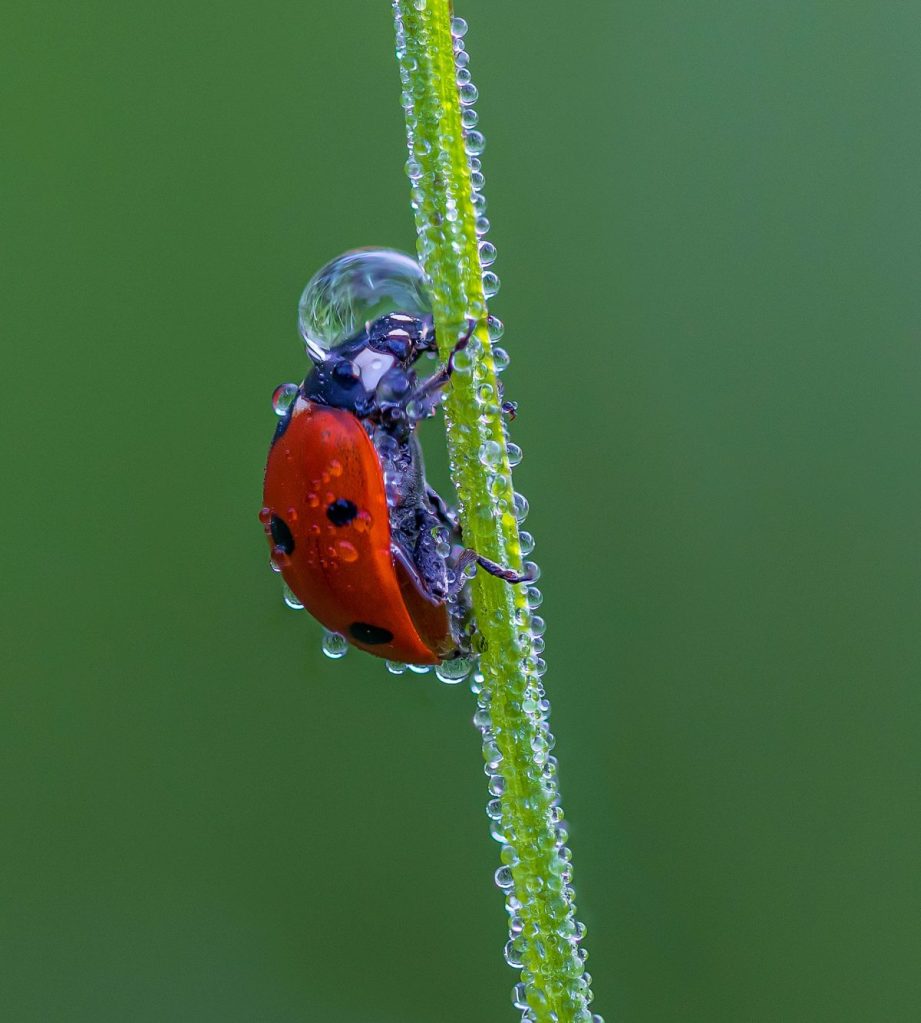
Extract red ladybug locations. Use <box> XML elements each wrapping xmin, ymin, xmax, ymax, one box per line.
<box><xmin>261</xmin><ymin>313</ymin><xmax>528</xmax><ymax>664</ymax></box>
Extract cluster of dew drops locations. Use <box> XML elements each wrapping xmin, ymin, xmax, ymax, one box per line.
<box><xmin>395</xmin><ymin>9</ymin><xmax>601</xmax><ymax>1023</ymax></box>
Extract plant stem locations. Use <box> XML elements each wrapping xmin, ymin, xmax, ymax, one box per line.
<box><xmin>393</xmin><ymin>4</ymin><xmax>596</xmax><ymax>1022</ymax></box>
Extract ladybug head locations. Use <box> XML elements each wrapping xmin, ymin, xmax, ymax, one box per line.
<box><xmin>302</xmin><ymin>312</ymin><xmax>435</xmax><ymax>415</ymax></box>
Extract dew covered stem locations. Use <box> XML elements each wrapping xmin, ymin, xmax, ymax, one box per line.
<box><xmin>392</xmin><ymin>5</ymin><xmax>597</xmax><ymax>1022</ymax></box>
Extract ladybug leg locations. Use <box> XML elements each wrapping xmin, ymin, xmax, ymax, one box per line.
<box><xmin>405</xmin><ymin>318</ymin><xmax>477</xmax><ymax>417</ymax></box>
<box><xmin>447</xmin><ymin>546</ymin><xmax>534</xmax><ymax>597</ymax></box>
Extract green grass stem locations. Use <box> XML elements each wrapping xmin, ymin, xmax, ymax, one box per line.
<box><xmin>392</xmin><ymin>4</ymin><xmax>597</xmax><ymax>1022</ymax></box>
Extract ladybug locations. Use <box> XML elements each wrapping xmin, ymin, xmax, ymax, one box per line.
<box><xmin>261</xmin><ymin>312</ymin><xmax>529</xmax><ymax>664</ymax></box>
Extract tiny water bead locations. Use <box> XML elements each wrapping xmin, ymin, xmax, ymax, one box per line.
<box><xmin>298</xmin><ymin>248</ymin><xmax>431</xmax><ymax>353</ymax></box>
<box><xmin>282</xmin><ymin>583</ymin><xmax>304</xmax><ymax>610</ymax></box>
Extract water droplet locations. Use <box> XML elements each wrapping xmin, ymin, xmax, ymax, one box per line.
<box><xmin>473</xmin><ymin>708</ymin><xmax>492</xmax><ymax>732</ymax></box>
<box><xmin>321</xmin><ymin>631</ymin><xmax>348</xmax><ymax>659</ymax></box>
<box><xmin>487</xmin><ymin>315</ymin><xmax>504</xmax><ymax>341</ymax></box>
<box><xmin>503</xmin><ymin>937</ymin><xmax>525</xmax><ymax>967</ymax></box>
<box><xmin>482</xmin><ymin>271</ymin><xmax>500</xmax><ymax>298</ymax></box>
<box><xmin>492</xmin><ymin>346</ymin><xmax>510</xmax><ymax>372</ymax></box>
<box><xmin>462</xmin><ymin>108</ymin><xmax>479</xmax><ymax>130</ymax></box>
<box><xmin>458</xmin><ymin>82</ymin><xmax>479</xmax><ymax>107</ymax></box>
<box><xmin>334</xmin><ymin>540</ymin><xmax>357</xmax><ymax>563</ymax></box>
<box><xmin>272</xmin><ymin>382</ymin><xmax>298</xmax><ymax>416</ymax></box>
<box><xmin>506</xmin><ymin>442</ymin><xmax>523</xmax><ymax>466</ymax></box>
<box><xmin>435</xmin><ymin>658</ymin><xmax>472</xmax><ymax>684</ymax></box>
<box><xmin>513</xmin><ymin>491</ymin><xmax>529</xmax><ymax>522</ymax></box>
<box><xmin>519</xmin><ymin>530</ymin><xmax>535</xmax><ymax>555</ymax></box>
<box><xmin>298</xmin><ymin>249</ymin><xmax>431</xmax><ymax>352</ymax></box>
<box><xmin>407</xmin><ymin>663</ymin><xmax>431</xmax><ymax>674</ymax></box>
<box><xmin>495</xmin><ymin>865</ymin><xmax>515</xmax><ymax>890</ymax></box>
<box><xmin>282</xmin><ymin>583</ymin><xmax>304</xmax><ymax>610</ymax></box>
<box><xmin>479</xmin><ymin>439</ymin><xmax>503</xmax><ymax>466</ymax></box>
<box><xmin>465</xmin><ymin>130</ymin><xmax>485</xmax><ymax>156</ymax></box>
<box><xmin>271</xmin><ymin>546</ymin><xmax>290</xmax><ymax>569</ymax></box>
<box><xmin>478</xmin><ymin>241</ymin><xmax>497</xmax><ymax>267</ymax></box>
<box><xmin>501</xmin><ymin>843</ymin><xmax>520</xmax><ymax>867</ymax></box>
<box><xmin>258</xmin><ymin>506</ymin><xmax>272</xmax><ymax>525</ymax></box>
<box><xmin>386</xmin><ymin>660</ymin><xmax>407</xmax><ymax>675</ymax></box>
<box><xmin>512</xmin><ymin>983</ymin><xmax>528</xmax><ymax>1009</ymax></box>
<box><xmin>451</xmin><ymin>344</ymin><xmax>473</xmax><ymax>374</ymax></box>
<box><xmin>527</xmin><ymin>586</ymin><xmax>543</xmax><ymax>609</ymax></box>
<box><xmin>451</xmin><ymin>15</ymin><xmax>468</xmax><ymax>37</ymax></box>
<box><xmin>483</xmin><ymin>740</ymin><xmax>503</xmax><ymax>770</ymax></box>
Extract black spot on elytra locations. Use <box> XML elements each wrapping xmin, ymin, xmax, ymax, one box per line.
<box><xmin>349</xmin><ymin>622</ymin><xmax>393</xmax><ymax>646</ymax></box>
<box><xmin>270</xmin><ymin>515</ymin><xmax>294</xmax><ymax>554</ymax></box>
<box><xmin>326</xmin><ymin>498</ymin><xmax>358</xmax><ymax>526</ymax></box>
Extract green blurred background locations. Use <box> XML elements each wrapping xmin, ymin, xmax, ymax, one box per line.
<box><xmin>2</xmin><ymin>2</ymin><xmax>919</xmax><ymax>1020</ymax></box>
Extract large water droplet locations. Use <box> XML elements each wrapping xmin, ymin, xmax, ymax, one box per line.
<box><xmin>298</xmin><ymin>249</ymin><xmax>431</xmax><ymax>352</ymax></box>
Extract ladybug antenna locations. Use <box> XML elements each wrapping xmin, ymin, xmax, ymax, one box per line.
<box><xmin>300</xmin><ymin>329</ymin><xmax>327</xmax><ymax>365</ymax></box>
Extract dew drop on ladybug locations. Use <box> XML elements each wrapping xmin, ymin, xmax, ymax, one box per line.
<box><xmin>272</xmin><ymin>382</ymin><xmax>298</xmax><ymax>416</ymax></box>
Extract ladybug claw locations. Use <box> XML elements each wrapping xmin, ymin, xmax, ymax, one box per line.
<box><xmin>448</xmin><ymin>547</ymin><xmax>533</xmax><ymax>595</ymax></box>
